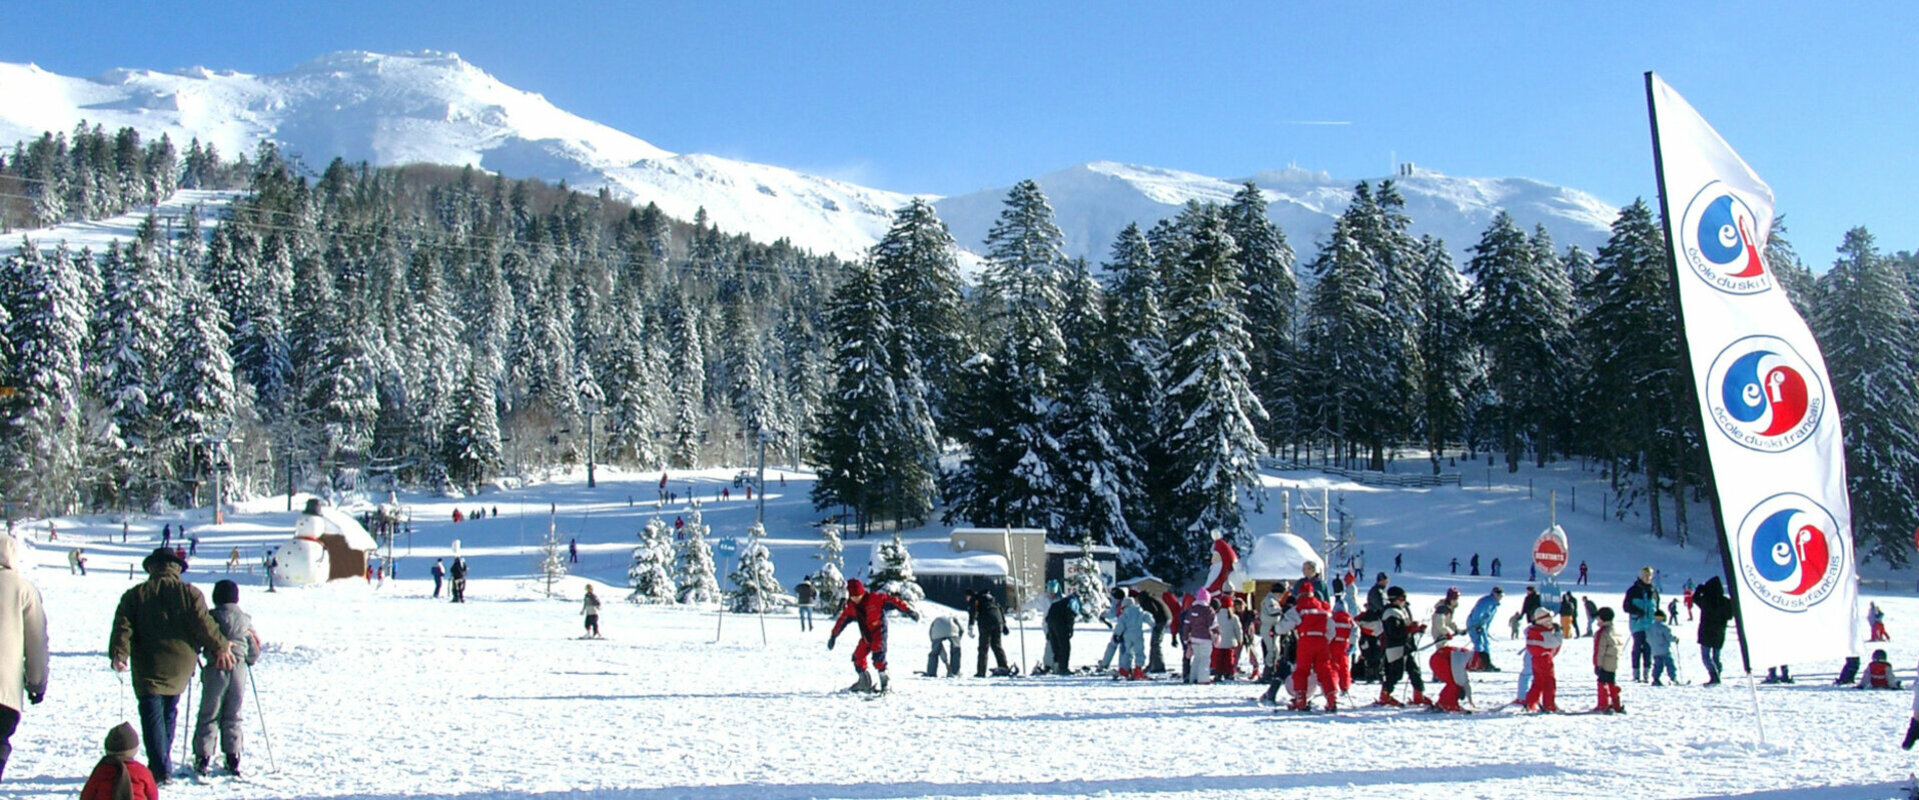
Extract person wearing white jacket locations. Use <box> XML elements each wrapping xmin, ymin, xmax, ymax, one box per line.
<box><xmin>925</xmin><ymin>615</ymin><xmax>964</xmax><ymax>678</ymax></box>
<box><xmin>1258</xmin><ymin>590</ymin><xmax>1285</xmax><ymax>676</ymax></box>
<box><xmin>1212</xmin><ymin>601</ymin><xmax>1244</xmax><ymax>680</ymax></box>
<box><xmin>0</xmin><ymin>534</ymin><xmax>49</xmax><ymax>782</ymax></box>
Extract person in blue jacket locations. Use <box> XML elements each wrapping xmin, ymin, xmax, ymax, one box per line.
<box><xmin>1466</xmin><ymin>587</ymin><xmax>1505</xmax><ymax>671</ymax></box>
<box><xmin>1623</xmin><ymin>566</ymin><xmax>1661</xmax><ymax>682</ymax></box>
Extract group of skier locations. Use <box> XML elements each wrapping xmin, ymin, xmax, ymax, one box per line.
<box><xmin>816</xmin><ymin>558</ymin><xmax>1744</xmax><ymax>717</ymax></box>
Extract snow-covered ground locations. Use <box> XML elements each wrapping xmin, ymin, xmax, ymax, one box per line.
<box><xmin>3</xmin><ymin>459</ymin><xmax>1915</xmax><ymax>799</ymax></box>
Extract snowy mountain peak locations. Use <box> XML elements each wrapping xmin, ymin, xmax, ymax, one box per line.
<box><xmin>936</xmin><ymin>160</ymin><xmax>1618</xmax><ymax>264</ymax></box>
<box><xmin>0</xmin><ymin>51</ymin><xmax>1620</xmax><ymax>263</ymax></box>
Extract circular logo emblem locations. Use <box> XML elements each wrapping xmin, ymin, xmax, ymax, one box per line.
<box><xmin>1734</xmin><ymin>494</ymin><xmax>1846</xmax><ymax>612</ymax></box>
<box><xmin>1703</xmin><ymin>335</ymin><xmax>1824</xmax><ymax>452</ymax></box>
<box><xmin>1679</xmin><ymin>182</ymin><xmax>1772</xmax><ymax>295</ymax></box>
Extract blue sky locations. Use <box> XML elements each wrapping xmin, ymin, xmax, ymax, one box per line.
<box><xmin>6</xmin><ymin>2</ymin><xmax>1913</xmax><ymax>259</ymax></box>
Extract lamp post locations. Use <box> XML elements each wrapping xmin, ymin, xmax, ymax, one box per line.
<box><xmin>754</xmin><ymin>428</ymin><xmax>778</xmax><ymax>525</ymax></box>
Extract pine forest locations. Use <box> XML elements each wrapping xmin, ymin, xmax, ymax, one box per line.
<box><xmin>4</xmin><ymin>125</ymin><xmax>1918</xmax><ymax>579</ymax></box>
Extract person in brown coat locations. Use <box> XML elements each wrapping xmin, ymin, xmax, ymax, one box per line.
<box><xmin>109</xmin><ymin>548</ymin><xmax>233</xmax><ymax>784</ymax></box>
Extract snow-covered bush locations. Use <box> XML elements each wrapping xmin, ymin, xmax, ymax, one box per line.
<box><xmin>673</xmin><ymin>507</ymin><xmax>720</xmax><ymax>604</ymax></box>
<box><xmin>627</xmin><ymin>518</ymin><xmax>677</xmax><ymax>603</ymax></box>
<box><xmin>1065</xmin><ymin>534</ymin><xmax>1109</xmax><ymax>621</ymax></box>
<box><xmin>867</xmin><ymin>532</ymin><xmax>923</xmax><ymax>603</ymax></box>
<box><xmin>727</xmin><ymin>522</ymin><xmax>790</xmax><ymax>613</ymax></box>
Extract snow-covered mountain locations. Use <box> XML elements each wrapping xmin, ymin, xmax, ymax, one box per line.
<box><xmin>935</xmin><ymin>161</ymin><xmax>1621</xmax><ymax>267</ymax></box>
<box><xmin>0</xmin><ymin>51</ymin><xmax>913</xmax><ymax>258</ymax></box>
<box><xmin>0</xmin><ymin>50</ymin><xmax>1621</xmax><ymax>264</ymax></box>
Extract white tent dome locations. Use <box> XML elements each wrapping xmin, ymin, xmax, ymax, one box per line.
<box><xmin>1242</xmin><ymin>532</ymin><xmax>1324</xmax><ymax>582</ymax></box>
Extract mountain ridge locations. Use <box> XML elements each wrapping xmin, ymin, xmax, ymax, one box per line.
<box><xmin>0</xmin><ymin>50</ymin><xmax>1620</xmax><ymax>263</ymax></box>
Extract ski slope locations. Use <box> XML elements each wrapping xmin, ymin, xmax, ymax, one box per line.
<box><xmin>3</xmin><ymin>460</ymin><xmax>1915</xmax><ymax>800</ymax></box>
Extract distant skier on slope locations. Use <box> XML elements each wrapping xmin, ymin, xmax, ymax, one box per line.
<box><xmin>828</xmin><ymin>579</ymin><xmax>918</xmax><ymax>693</ymax></box>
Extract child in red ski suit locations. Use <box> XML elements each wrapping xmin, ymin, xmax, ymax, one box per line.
<box><xmin>1329</xmin><ymin>600</ymin><xmax>1355</xmax><ymax>696</ymax></box>
<box><xmin>1523</xmin><ymin>607</ymin><xmax>1563</xmax><ymax>712</ymax></box>
<box><xmin>828</xmin><ymin>579</ymin><xmax>919</xmax><ymax>692</ymax></box>
<box><xmin>1282</xmin><ymin>583</ymin><xmax>1337</xmax><ymax>711</ymax></box>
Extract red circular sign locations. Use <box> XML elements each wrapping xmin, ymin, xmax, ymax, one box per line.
<box><xmin>1533</xmin><ymin>533</ymin><xmax>1568</xmax><ymax>576</ymax></box>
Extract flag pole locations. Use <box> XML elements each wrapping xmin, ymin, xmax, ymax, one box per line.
<box><xmin>1644</xmin><ymin>70</ymin><xmax>1765</xmax><ymax>745</ymax></box>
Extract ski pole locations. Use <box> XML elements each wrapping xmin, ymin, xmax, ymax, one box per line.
<box><xmin>179</xmin><ymin>669</ymin><xmax>193</xmax><ymax>772</ymax></box>
<box><xmin>246</xmin><ymin>665</ymin><xmax>276</xmax><ymax>773</ymax></box>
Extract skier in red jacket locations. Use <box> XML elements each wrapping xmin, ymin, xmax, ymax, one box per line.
<box><xmin>829</xmin><ymin>579</ymin><xmax>919</xmax><ymax>693</ymax></box>
<box><xmin>1522</xmin><ymin>607</ymin><xmax>1563</xmax><ymax>712</ymax></box>
<box><xmin>1282</xmin><ymin>582</ymin><xmax>1338</xmax><ymax>711</ymax></box>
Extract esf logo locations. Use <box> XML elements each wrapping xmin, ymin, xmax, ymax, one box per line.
<box><xmin>1735</xmin><ymin>494</ymin><xmax>1845</xmax><ymax>612</ymax></box>
<box><xmin>1680</xmin><ymin>182</ymin><xmax>1773</xmax><ymax>295</ymax></box>
<box><xmin>1704</xmin><ymin>336</ymin><xmax>1823</xmax><ymax>452</ymax></box>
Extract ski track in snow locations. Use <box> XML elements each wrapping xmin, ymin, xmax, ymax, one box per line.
<box><xmin>1</xmin><ymin>463</ymin><xmax>1915</xmax><ymax>799</ymax></box>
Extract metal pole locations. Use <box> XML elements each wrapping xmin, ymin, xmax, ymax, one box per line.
<box><xmin>756</xmin><ymin>429</ymin><xmax>767</xmax><ymax>525</ymax></box>
<box><xmin>246</xmin><ymin>666</ymin><xmax>277</xmax><ymax>773</ymax></box>
<box><xmin>586</xmin><ymin>409</ymin><xmax>597</xmax><ymax>489</ymax></box>
<box><xmin>1005</xmin><ymin>526</ymin><xmax>1027</xmax><ymax>673</ymax></box>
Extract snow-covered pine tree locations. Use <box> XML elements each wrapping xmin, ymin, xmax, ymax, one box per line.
<box><xmin>1159</xmin><ymin>205</ymin><xmax>1268</xmax><ymax>579</ymax></box>
<box><xmin>0</xmin><ymin>238</ymin><xmax>89</xmax><ymax>512</ymax></box>
<box><xmin>806</xmin><ymin>523</ymin><xmax>849</xmax><ymax>615</ymax></box>
<box><xmin>867</xmin><ymin>532</ymin><xmax>923</xmax><ymax>603</ymax></box>
<box><xmin>539</xmin><ymin>516</ymin><xmax>568</xmax><ymax>598</ymax></box>
<box><xmin>1467</xmin><ymin>211</ymin><xmax>1575</xmax><ymax>472</ymax></box>
<box><xmin>1765</xmin><ymin>218</ymin><xmax>1819</xmax><ymax>319</ymax></box>
<box><xmin>810</xmin><ymin>258</ymin><xmax>921</xmax><ymax>534</ymax></box>
<box><xmin>1812</xmin><ymin>227</ymin><xmax>1919</xmax><ymax>566</ymax></box>
<box><xmin>1065</xmin><ymin>533</ymin><xmax>1109</xmax><ymax>622</ymax></box>
<box><xmin>673</xmin><ymin>506</ymin><xmax>721</xmax><ymax>604</ymax></box>
<box><xmin>1301</xmin><ymin>216</ymin><xmax>1390</xmax><ymax>470</ymax></box>
<box><xmin>1415</xmin><ymin>236</ymin><xmax>1475</xmax><ymax>473</ymax></box>
<box><xmin>1055</xmin><ymin>260</ymin><xmax>1145</xmax><ymax>574</ymax></box>
<box><xmin>727</xmin><ymin>522</ymin><xmax>789</xmax><ymax>613</ymax></box>
<box><xmin>1364</xmin><ymin>182</ymin><xmax>1431</xmax><ymax>467</ymax></box>
<box><xmin>1101</xmin><ymin>223</ymin><xmax>1172</xmax><ymax>556</ymax></box>
<box><xmin>1225</xmin><ymin>182</ymin><xmax>1300</xmax><ymax>450</ymax></box>
<box><xmin>442</xmin><ymin>359</ymin><xmax>502</xmax><ymax>494</ymax></box>
<box><xmin>871</xmin><ymin>198</ymin><xmax>967</xmax><ymax>433</ymax></box>
<box><xmin>949</xmin><ymin>180</ymin><xmax>1070</xmax><ymax>533</ymax></box>
<box><xmin>160</xmin><ymin>274</ymin><xmax>238</xmax><ymax>496</ymax></box>
<box><xmin>668</xmin><ymin>293</ymin><xmax>704</xmax><ymax>468</ymax></box>
<box><xmin>627</xmin><ymin>517</ymin><xmax>677</xmax><ymax>603</ymax></box>
<box><xmin>1572</xmin><ymin>200</ymin><xmax>1684</xmax><ymax>536</ymax></box>
<box><xmin>86</xmin><ymin>241</ymin><xmax>173</xmax><ymax>507</ymax></box>
<box><xmin>818</xmin><ymin>522</ymin><xmax>846</xmax><ymax>573</ymax></box>
<box><xmin>602</xmin><ymin>284</ymin><xmax>663</xmax><ymax>470</ymax></box>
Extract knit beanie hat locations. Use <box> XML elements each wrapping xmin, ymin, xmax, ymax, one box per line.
<box><xmin>213</xmin><ymin>579</ymin><xmax>239</xmax><ymax>605</ymax></box>
<box><xmin>104</xmin><ymin>721</ymin><xmax>139</xmax><ymax>758</ymax></box>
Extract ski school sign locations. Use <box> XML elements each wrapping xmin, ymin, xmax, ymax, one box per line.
<box><xmin>1646</xmin><ymin>73</ymin><xmax>1859</xmax><ymax>669</ymax></box>
<box><xmin>1533</xmin><ymin>525</ymin><xmax>1568</xmax><ymax>576</ymax></box>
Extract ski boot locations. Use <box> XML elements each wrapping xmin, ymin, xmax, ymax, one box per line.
<box><xmin>1411</xmin><ymin>691</ymin><xmax>1433</xmax><ymax>706</ymax></box>
<box><xmin>1288</xmin><ymin>695</ymin><xmax>1309</xmax><ymax>711</ymax></box>
<box><xmin>849</xmin><ymin>668</ymin><xmax>875</xmax><ymax>693</ymax></box>
<box><xmin>877</xmin><ymin>670</ymin><xmax>891</xmax><ymax>693</ymax></box>
<box><xmin>193</xmin><ymin>756</ymin><xmax>210</xmax><ymax>777</ymax></box>
<box><xmin>1372</xmin><ymin>689</ymin><xmax>1403</xmax><ymax>707</ymax></box>
<box><xmin>225</xmin><ymin>755</ymin><xmax>241</xmax><ymax>777</ymax></box>
<box><xmin>1324</xmin><ymin>695</ymin><xmax>1337</xmax><ymax>713</ymax></box>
